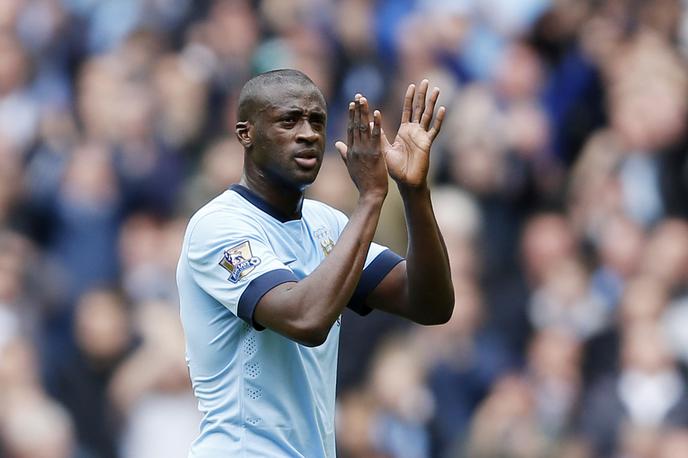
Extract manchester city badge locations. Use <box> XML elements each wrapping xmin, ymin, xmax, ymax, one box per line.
<box><xmin>313</xmin><ymin>227</ymin><xmax>334</xmax><ymax>257</ymax></box>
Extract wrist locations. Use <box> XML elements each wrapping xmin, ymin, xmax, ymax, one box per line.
<box><xmin>397</xmin><ymin>182</ymin><xmax>430</xmax><ymax>200</ymax></box>
<box><xmin>357</xmin><ymin>191</ymin><xmax>386</xmax><ymax>208</ymax></box>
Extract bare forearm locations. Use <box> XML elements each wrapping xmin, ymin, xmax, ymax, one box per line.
<box><xmin>255</xmin><ymin>94</ymin><xmax>390</xmax><ymax>345</ymax></box>
<box><xmin>292</xmin><ymin>196</ymin><xmax>383</xmax><ymax>321</ymax></box>
<box><xmin>254</xmin><ymin>195</ymin><xmax>384</xmax><ymax>345</ymax></box>
<box><xmin>401</xmin><ymin>185</ymin><xmax>454</xmax><ymax>324</ymax></box>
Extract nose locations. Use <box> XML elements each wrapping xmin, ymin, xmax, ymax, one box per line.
<box><xmin>296</xmin><ymin>121</ymin><xmax>319</xmax><ymax>144</ymax></box>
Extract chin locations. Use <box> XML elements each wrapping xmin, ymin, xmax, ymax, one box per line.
<box><xmin>274</xmin><ymin>171</ymin><xmax>320</xmax><ymax>193</ymax></box>
<box><xmin>296</xmin><ymin>174</ymin><xmax>319</xmax><ymax>191</ymax></box>
<box><xmin>295</xmin><ymin>166</ymin><xmax>322</xmax><ymax>188</ymax></box>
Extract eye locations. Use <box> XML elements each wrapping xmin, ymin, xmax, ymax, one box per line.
<box><xmin>280</xmin><ymin>116</ymin><xmax>297</xmax><ymax>128</ymax></box>
<box><xmin>310</xmin><ymin>116</ymin><xmax>326</xmax><ymax>129</ymax></box>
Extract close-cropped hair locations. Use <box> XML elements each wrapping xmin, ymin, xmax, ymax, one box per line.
<box><xmin>237</xmin><ymin>69</ymin><xmax>321</xmax><ymax>122</ymax></box>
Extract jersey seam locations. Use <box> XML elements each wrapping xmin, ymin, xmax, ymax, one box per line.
<box><xmin>184</xmin><ymin>208</ymin><xmax>231</xmax><ymax>262</ymax></box>
<box><xmin>185</xmin><ymin>207</ymin><xmax>273</xmax><ymax>285</ymax></box>
<box><xmin>239</xmin><ymin>326</ymin><xmax>247</xmax><ymax>457</ymax></box>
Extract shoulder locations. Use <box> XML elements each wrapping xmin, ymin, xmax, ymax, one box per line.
<box><xmin>186</xmin><ymin>191</ymin><xmax>267</xmax><ymax>244</ymax></box>
<box><xmin>303</xmin><ymin>199</ymin><xmax>348</xmax><ymax>226</ymax></box>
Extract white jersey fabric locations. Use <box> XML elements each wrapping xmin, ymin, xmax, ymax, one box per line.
<box><xmin>177</xmin><ymin>184</ymin><xmax>403</xmax><ymax>457</ymax></box>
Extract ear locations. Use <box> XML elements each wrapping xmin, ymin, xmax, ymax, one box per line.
<box><xmin>235</xmin><ymin>121</ymin><xmax>253</xmax><ymax>147</ymax></box>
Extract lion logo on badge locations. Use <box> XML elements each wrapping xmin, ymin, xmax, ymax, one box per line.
<box><xmin>219</xmin><ymin>241</ymin><xmax>261</xmax><ymax>283</ymax></box>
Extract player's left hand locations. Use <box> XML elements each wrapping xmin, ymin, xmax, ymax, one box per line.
<box><xmin>382</xmin><ymin>79</ymin><xmax>445</xmax><ymax>189</ymax></box>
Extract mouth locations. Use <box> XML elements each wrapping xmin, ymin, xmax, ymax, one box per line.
<box><xmin>294</xmin><ymin>150</ymin><xmax>320</xmax><ymax>169</ymax></box>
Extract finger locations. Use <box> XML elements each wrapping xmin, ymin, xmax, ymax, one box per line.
<box><xmin>420</xmin><ymin>87</ymin><xmax>440</xmax><ymax>130</ymax></box>
<box><xmin>412</xmin><ymin>79</ymin><xmax>429</xmax><ymax>123</ymax></box>
<box><xmin>428</xmin><ymin>105</ymin><xmax>446</xmax><ymax>141</ymax></box>
<box><xmin>335</xmin><ymin>141</ymin><xmax>348</xmax><ymax>161</ymax></box>
<box><xmin>359</xmin><ymin>97</ymin><xmax>370</xmax><ymax>142</ymax></box>
<box><xmin>353</xmin><ymin>99</ymin><xmax>361</xmax><ymax>144</ymax></box>
<box><xmin>380</xmin><ymin>127</ymin><xmax>391</xmax><ymax>149</ymax></box>
<box><xmin>372</xmin><ymin>110</ymin><xmax>381</xmax><ymax>143</ymax></box>
<box><xmin>347</xmin><ymin>102</ymin><xmax>355</xmax><ymax>147</ymax></box>
<box><xmin>401</xmin><ymin>84</ymin><xmax>414</xmax><ymax>124</ymax></box>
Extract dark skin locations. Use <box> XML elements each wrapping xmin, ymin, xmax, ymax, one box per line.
<box><xmin>236</xmin><ymin>83</ymin><xmax>328</xmax><ymax>218</ymax></box>
<box><xmin>236</xmin><ymin>79</ymin><xmax>453</xmax><ymax>346</ymax></box>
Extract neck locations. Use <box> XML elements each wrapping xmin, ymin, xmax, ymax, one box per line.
<box><xmin>240</xmin><ymin>172</ymin><xmax>304</xmax><ymax>220</ymax></box>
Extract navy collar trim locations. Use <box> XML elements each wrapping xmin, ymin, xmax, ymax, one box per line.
<box><xmin>229</xmin><ymin>184</ymin><xmax>302</xmax><ymax>223</ymax></box>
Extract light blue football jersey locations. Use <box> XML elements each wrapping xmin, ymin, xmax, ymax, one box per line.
<box><xmin>177</xmin><ymin>184</ymin><xmax>403</xmax><ymax>457</ymax></box>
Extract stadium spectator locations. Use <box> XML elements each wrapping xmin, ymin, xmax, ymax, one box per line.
<box><xmin>50</xmin><ymin>289</ymin><xmax>133</xmax><ymax>458</ymax></box>
<box><xmin>110</xmin><ymin>299</ymin><xmax>199</xmax><ymax>458</ymax></box>
<box><xmin>0</xmin><ymin>1</ymin><xmax>686</xmax><ymax>456</ymax></box>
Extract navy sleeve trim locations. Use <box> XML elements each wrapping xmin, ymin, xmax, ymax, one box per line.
<box><xmin>347</xmin><ymin>250</ymin><xmax>404</xmax><ymax>316</ymax></box>
<box><xmin>238</xmin><ymin>269</ymin><xmax>298</xmax><ymax>330</ymax></box>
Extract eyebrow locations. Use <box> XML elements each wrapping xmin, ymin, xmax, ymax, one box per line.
<box><xmin>275</xmin><ymin>108</ymin><xmax>326</xmax><ymax>120</ymax></box>
<box><xmin>279</xmin><ymin>109</ymin><xmax>304</xmax><ymax>116</ymax></box>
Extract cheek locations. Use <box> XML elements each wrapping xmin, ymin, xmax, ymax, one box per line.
<box><xmin>252</xmin><ymin>139</ymin><xmax>296</xmax><ymax>175</ymax></box>
<box><xmin>253</xmin><ymin>131</ymin><xmax>283</xmax><ymax>160</ymax></box>
<box><xmin>259</xmin><ymin>126</ymin><xmax>290</xmax><ymax>147</ymax></box>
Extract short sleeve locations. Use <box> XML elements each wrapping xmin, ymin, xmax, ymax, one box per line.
<box><xmin>330</xmin><ymin>207</ymin><xmax>404</xmax><ymax>316</ymax></box>
<box><xmin>347</xmin><ymin>245</ymin><xmax>404</xmax><ymax>315</ymax></box>
<box><xmin>186</xmin><ymin>211</ymin><xmax>297</xmax><ymax>329</ymax></box>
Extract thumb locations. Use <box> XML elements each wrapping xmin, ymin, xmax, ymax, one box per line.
<box><xmin>334</xmin><ymin>141</ymin><xmax>348</xmax><ymax>161</ymax></box>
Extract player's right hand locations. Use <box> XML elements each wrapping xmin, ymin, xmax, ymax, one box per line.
<box><xmin>335</xmin><ymin>95</ymin><xmax>388</xmax><ymax>202</ymax></box>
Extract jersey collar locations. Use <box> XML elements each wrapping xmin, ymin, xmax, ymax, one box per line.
<box><xmin>229</xmin><ymin>184</ymin><xmax>302</xmax><ymax>223</ymax></box>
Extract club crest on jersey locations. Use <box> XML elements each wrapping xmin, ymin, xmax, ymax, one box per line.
<box><xmin>313</xmin><ymin>227</ymin><xmax>334</xmax><ymax>256</ymax></box>
<box><xmin>219</xmin><ymin>241</ymin><xmax>261</xmax><ymax>283</ymax></box>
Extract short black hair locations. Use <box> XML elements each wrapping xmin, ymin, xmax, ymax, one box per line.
<box><xmin>237</xmin><ymin>69</ymin><xmax>322</xmax><ymax>122</ymax></box>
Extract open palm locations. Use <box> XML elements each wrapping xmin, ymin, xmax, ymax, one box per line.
<box><xmin>383</xmin><ymin>80</ymin><xmax>446</xmax><ymax>188</ymax></box>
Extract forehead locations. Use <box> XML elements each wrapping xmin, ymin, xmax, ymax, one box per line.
<box><xmin>260</xmin><ymin>82</ymin><xmax>326</xmax><ymax>114</ymax></box>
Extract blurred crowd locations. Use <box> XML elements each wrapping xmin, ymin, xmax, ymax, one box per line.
<box><xmin>0</xmin><ymin>0</ymin><xmax>688</xmax><ymax>457</ymax></box>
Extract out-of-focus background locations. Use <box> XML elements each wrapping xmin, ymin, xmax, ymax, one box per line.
<box><xmin>0</xmin><ymin>0</ymin><xmax>688</xmax><ymax>457</ymax></box>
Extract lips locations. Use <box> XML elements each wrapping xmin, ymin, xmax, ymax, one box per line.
<box><xmin>294</xmin><ymin>156</ymin><xmax>319</xmax><ymax>169</ymax></box>
<box><xmin>294</xmin><ymin>150</ymin><xmax>320</xmax><ymax>169</ymax></box>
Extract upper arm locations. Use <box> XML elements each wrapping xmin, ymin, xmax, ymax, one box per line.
<box><xmin>328</xmin><ymin>206</ymin><xmax>406</xmax><ymax>317</ymax></box>
<box><xmin>251</xmin><ymin>244</ymin><xmax>405</xmax><ymax>346</ymax></box>
<box><xmin>365</xmin><ymin>259</ymin><xmax>451</xmax><ymax>324</ymax></box>
<box><xmin>363</xmin><ymin>260</ymin><xmax>410</xmax><ymax>318</ymax></box>
<box><xmin>345</xmin><ymin>248</ymin><xmax>405</xmax><ymax>316</ymax></box>
<box><xmin>186</xmin><ymin>212</ymin><xmax>297</xmax><ymax>330</ymax></box>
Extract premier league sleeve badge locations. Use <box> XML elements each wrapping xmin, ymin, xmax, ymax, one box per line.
<box><xmin>219</xmin><ymin>240</ymin><xmax>262</xmax><ymax>283</ymax></box>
